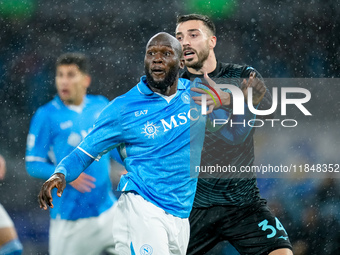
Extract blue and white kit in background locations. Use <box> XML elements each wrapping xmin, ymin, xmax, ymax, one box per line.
<box><xmin>52</xmin><ymin>76</ymin><xmax>254</xmax><ymax>255</ymax></box>
<box><xmin>0</xmin><ymin>204</ymin><xmax>23</xmax><ymax>255</ymax></box>
<box><xmin>25</xmin><ymin>95</ymin><xmax>118</xmax><ymax>255</ymax></box>
<box><xmin>0</xmin><ymin>204</ymin><xmax>15</xmax><ymax>229</ymax></box>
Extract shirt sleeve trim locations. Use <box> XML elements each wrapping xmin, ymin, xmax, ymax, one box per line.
<box><xmin>77</xmin><ymin>146</ymin><xmax>99</xmax><ymax>161</ymax></box>
<box><xmin>25</xmin><ymin>156</ymin><xmax>47</xmax><ymax>162</ymax></box>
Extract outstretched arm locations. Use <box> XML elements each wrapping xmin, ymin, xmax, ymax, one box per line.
<box><xmin>38</xmin><ymin>147</ymin><xmax>94</xmax><ymax>209</ymax></box>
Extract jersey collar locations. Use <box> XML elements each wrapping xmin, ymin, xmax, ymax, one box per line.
<box><xmin>54</xmin><ymin>95</ymin><xmax>87</xmax><ymax>111</ymax></box>
<box><xmin>137</xmin><ymin>75</ymin><xmax>185</xmax><ymax>96</ymax></box>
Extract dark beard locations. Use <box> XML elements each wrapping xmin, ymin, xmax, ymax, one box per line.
<box><xmin>186</xmin><ymin>59</ymin><xmax>204</xmax><ymax>71</ymax></box>
<box><xmin>185</xmin><ymin>47</ymin><xmax>209</xmax><ymax>71</ymax></box>
<box><xmin>145</xmin><ymin>65</ymin><xmax>179</xmax><ymax>94</ymax></box>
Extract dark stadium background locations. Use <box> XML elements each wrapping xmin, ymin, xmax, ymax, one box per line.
<box><xmin>0</xmin><ymin>0</ymin><xmax>339</xmax><ymax>254</ymax></box>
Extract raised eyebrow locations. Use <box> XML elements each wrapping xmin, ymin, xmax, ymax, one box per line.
<box><xmin>147</xmin><ymin>45</ymin><xmax>175</xmax><ymax>52</ymax></box>
<box><xmin>147</xmin><ymin>44</ymin><xmax>174</xmax><ymax>49</ymax></box>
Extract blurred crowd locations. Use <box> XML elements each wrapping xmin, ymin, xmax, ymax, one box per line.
<box><xmin>0</xmin><ymin>0</ymin><xmax>339</xmax><ymax>254</ymax></box>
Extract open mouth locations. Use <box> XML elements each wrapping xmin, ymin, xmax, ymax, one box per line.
<box><xmin>183</xmin><ymin>49</ymin><xmax>196</xmax><ymax>60</ymax></box>
<box><xmin>151</xmin><ymin>68</ymin><xmax>165</xmax><ymax>75</ymax></box>
<box><xmin>61</xmin><ymin>89</ymin><xmax>70</xmax><ymax>95</ymax></box>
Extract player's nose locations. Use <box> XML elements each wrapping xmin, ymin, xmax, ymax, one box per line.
<box><xmin>152</xmin><ymin>53</ymin><xmax>163</xmax><ymax>63</ymax></box>
<box><xmin>58</xmin><ymin>77</ymin><xmax>71</xmax><ymax>86</ymax></box>
<box><xmin>182</xmin><ymin>36</ymin><xmax>190</xmax><ymax>46</ymax></box>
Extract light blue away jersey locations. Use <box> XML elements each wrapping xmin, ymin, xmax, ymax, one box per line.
<box><xmin>26</xmin><ymin>95</ymin><xmax>117</xmax><ymax>220</ymax></box>
<box><xmin>54</xmin><ymin>76</ymin><xmax>251</xmax><ymax>218</ymax></box>
<box><xmin>55</xmin><ymin>77</ymin><xmax>209</xmax><ymax>218</ymax></box>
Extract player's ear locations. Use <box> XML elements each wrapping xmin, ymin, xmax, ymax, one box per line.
<box><xmin>84</xmin><ymin>74</ymin><xmax>91</xmax><ymax>88</ymax></box>
<box><xmin>179</xmin><ymin>57</ymin><xmax>185</xmax><ymax>69</ymax></box>
<box><xmin>209</xmin><ymin>36</ymin><xmax>217</xmax><ymax>49</ymax></box>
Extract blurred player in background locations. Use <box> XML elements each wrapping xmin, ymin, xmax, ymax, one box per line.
<box><xmin>176</xmin><ymin>14</ymin><xmax>293</xmax><ymax>255</ymax></box>
<box><xmin>38</xmin><ymin>32</ymin><xmax>253</xmax><ymax>255</ymax></box>
<box><xmin>25</xmin><ymin>53</ymin><xmax>119</xmax><ymax>255</ymax></box>
<box><xmin>0</xmin><ymin>155</ymin><xmax>23</xmax><ymax>255</ymax></box>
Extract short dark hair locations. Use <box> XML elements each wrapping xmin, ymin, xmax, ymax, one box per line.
<box><xmin>56</xmin><ymin>53</ymin><xmax>89</xmax><ymax>74</ymax></box>
<box><xmin>176</xmin><ymin>14</ymin><xmax>216</xmax><ymax>35</ymax></box>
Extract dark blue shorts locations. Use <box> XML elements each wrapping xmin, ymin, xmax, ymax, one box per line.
<box><xmin>187</xmin><ymin>199</ymin><xmax>293</xmax><ymax>255</ymax></box>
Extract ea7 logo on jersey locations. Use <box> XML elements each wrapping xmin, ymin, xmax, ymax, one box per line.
<box><xmin>135</xmin><ymin>110</ymin><xmax>148</xmax><ymax>117</ymax></box>
<box><xmin>141</xmin><ymin>122</ymin><xmax>160</xmax><ymax>139</ymax></box>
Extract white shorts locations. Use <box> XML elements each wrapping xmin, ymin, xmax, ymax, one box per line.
<box><xmin>49</xmin><ymin>204</ymin><xmax>116</xmax><ymax>255</ymax></box>
<box><xmin>0</xmin><ymin>204</ymin><xmax>14</xmax><ymax>229</ymax></box>
<box><xmin>111</xmin><ymin>192</ymin><xmax>190</xmax><ymax>255</ymax></box>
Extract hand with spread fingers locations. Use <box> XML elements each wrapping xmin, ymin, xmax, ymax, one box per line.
<box><xmin>38</xmin><ymin>173</ymin><xmax>66</xmax><ymax>210</ymax></box>
<box><xmin>191</xmin><ymin>72</ymin><xmax>231</xmax><ymax>114</ymax></box>
<box><xmin>241</xmin><ymin>71</ymin><xmax>267</xmax><ymax>106</ymax></box>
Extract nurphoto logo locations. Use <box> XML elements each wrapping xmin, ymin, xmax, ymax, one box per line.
<box><xmin>200</xmin><ymin>83</ymin><xmax>312</xmax><ymax>128</ymax></box>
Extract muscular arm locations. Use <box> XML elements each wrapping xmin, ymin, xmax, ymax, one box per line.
<box><xmin>54</xmin><ymin>147</ymin><xmax>94</xmax><ymax>182</ymax></box>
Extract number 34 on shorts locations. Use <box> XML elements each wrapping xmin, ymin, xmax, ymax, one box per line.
<box><xmin>258</xmin><ymin>217</ymin><xmax>288</xmax><ymax>240</ymax></box>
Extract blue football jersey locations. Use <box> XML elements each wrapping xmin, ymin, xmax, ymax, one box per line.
<box><xmin>26</xmin><ymin>95</ymin><xmax>117</xmax><ymax>220</ymax></box>
<box><xmin>55</xmin><ymin>77</ymin><xmax>208</xmax><ymax>218</ymax></box>
<box><xmin>53</xmin><ymin>76</ymin><xmax>251</xmax><ymax>218</ymax></box>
